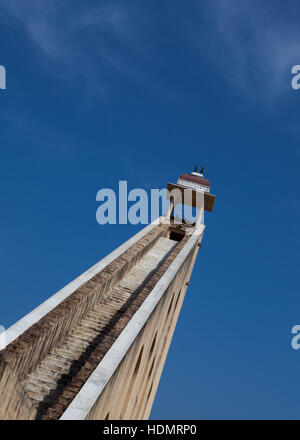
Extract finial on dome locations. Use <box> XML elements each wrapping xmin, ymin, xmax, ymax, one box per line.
<box><xmin>200</xmin><ymin>166</ymin><xmax>204</xmax><ymax>175</ymax></box>
<box><xmin>194</xmin><ymin>164</ymin><xmax>198</xmax><ymax>173</ymax></box>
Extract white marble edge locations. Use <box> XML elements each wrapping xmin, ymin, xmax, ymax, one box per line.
<box><xmin>60</xmin><ymin>225</ymin><xmax>204</xmax><ymax>420</ymax></box>
<box><xmin>2</xmin><ymin>217</ymin><xmax>164</xmax><ymax>349</ymax></box>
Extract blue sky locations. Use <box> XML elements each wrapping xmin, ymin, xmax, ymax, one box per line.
<box><xmin>0</xmin><ymin>0</ymin><xmax>300</xmax><ymax>419</ymax></box>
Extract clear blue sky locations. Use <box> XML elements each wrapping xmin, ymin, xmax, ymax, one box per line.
<box><xmin>0</xmin><ymin>0</ymin><xmax>300</xmax><ymax>419</ymax></box>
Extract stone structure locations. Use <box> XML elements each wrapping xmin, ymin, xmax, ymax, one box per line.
<box><xmin>0</xmin><ymin>168</ymin><xmax>215</xmax><ymax>420</ymax></box>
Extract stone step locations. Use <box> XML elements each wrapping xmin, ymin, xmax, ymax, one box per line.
<box><xmin>22</xmin><ymin>237</ymin><xmax>177</xmax><ymax>408</ymax></box>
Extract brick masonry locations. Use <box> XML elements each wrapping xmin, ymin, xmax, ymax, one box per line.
<box><xmin>0</xmin><ymin>223</ymin><xmax>193</xmax><ymax>420</ymax></box>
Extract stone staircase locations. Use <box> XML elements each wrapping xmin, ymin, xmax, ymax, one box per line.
<box><xmin>22</xmin><ymin>237</ymin><xmax>178</xmax><ymax>418</ymax></box>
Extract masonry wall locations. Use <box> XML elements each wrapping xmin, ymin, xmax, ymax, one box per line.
<box><xmin>85</xmin><ymin>243</ymin><xmax>199</xmax><ymax>420</ymax></box>
<box><xmin>0</xmin><ymin>224</ymin><xmax>166</xmax><ymax>420</ymax></box>
<box><xmin>0</xmin><ymin>219</ymin><xmax>204</xmax><ymax>420</ymax></box>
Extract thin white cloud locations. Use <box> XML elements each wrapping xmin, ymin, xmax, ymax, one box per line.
<box><xmin>0</xmin><ymin>0</ymin><xmax>59</xmax><ymax>57</ymax></box>
<box><xmin>0</xmin><ymin>0</ymin><xmax>133</xmax><ymax>92</ymax></box>
<box><xmin>2</xmin><ymin>0</ymin><xmax>299</xmax><ymax>104</ymax></box>
<box><xmin>187</xmin><ymin>0</ymin><xmax>300</xmax><ymax>103</ymax></box>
